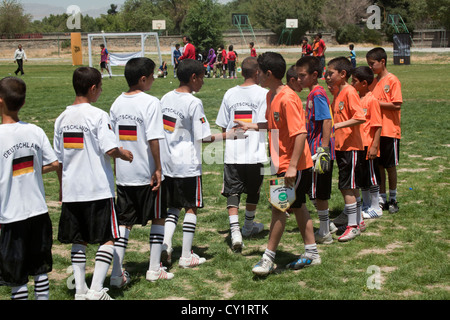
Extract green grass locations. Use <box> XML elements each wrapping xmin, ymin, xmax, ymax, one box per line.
<box><xmin>0</xmin><ymin>50</ymin><xmax>449</xmax><ymax>301</ymax></box>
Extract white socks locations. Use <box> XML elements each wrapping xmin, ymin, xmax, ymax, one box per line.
<box><xmin>182</xmin><ymin>213</ymin><xmax>197</xmax><ymax>258</ymax></box>
<box><xmin>112</xmin><ymin>226</ymin><xmax>130</xmax><ymax>278</ymax></box>
<box><xmin>149</xmin><ymin>224</ymin><xmax>164</xmax><ymax>271</ymax></box>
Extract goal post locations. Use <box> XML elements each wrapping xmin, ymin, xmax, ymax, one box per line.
<box><xmin>87</xmin><ymin>32</ymin><xmax>163</xmax><ymax>76</ymax></box>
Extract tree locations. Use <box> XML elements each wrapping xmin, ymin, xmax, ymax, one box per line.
<box><xmin>108</xmin><ymin>4</ymin><xmax>119</xmax><ymax>15</ymax></box>
<box><xmin>0</xmin><ymin>0</ymin><xmax>32</xmax><ymax>38</ymax></box>
<box><xmin>182</xmin><ymin>0</ymin><xmax>224</xmax><ymax>54</ymax></box>
<box><xmin>320</xmin><ymin>0</ymin><xmax>371</xmax><ymax>31</ymax></box>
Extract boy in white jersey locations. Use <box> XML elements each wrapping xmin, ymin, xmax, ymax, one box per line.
<box><xmin>0</xmin><ymin>77</ymin><xmax>58</xmax><ymax>300</ymax></box>
<box><xmin>109</xmin><ymin>57</ymin><xmax>172</xmax><ymax>285</ymax></box>
<box><xmin>160</xmin><ymin>59</ymin><xmax>243</xmax><ymax>269</ymax></box>
<box><xmin>216</xmin><ymin>56</ymin><xmax>268</xmax><ymax>251</ymax></box>
<box><xmin>54</xmin><ymin>67</ymin><xmax>133</xmax><ymax>300</ymax></box>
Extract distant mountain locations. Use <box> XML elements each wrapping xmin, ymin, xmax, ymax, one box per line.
<box><xmin>23</xmin><ymin>3</ymin><xmax>110</xmax><ymax>21</ymax></box>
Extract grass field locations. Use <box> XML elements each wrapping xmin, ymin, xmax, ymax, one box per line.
<box><xmin>0</xmin><ymin>49</ymin><xmax>449</xmax><ymax>303</ymax></box>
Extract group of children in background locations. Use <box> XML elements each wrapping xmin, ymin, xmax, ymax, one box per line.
<box><xmin>0</xmin><ymin>43</ymin><xmax>402</xmax><ymax>299</ymax></box>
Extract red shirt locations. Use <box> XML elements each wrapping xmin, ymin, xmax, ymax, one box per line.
<box><xmin>317</xmin><ymin>39</ymin><xmax>326</xmax><ymax>56</ymax></box>
<box><xmin>180</xmin><ymin>43</ymin><xmax>196</xmax><ymax>60</ymax></box>
<box><xmin>250</xmin><ymin>48</ymin><xmax>257</xmax><ymax>57</ymax></box>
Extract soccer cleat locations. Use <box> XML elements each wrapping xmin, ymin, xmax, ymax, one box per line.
<box><xmin>75</xmin><ymin>293</ymin><xmax>87</xmax><ymax>300</ymax></box>
<box><xmin>388</xmin><ymin>199</ymin><xmax>399</xmax><ymax>214</ymax></box>
<box><xmin>231</xmin><ymin>231</ymin><xmax>243</xmax><ymax>252</ymax></box>
<box><xmin>286</xmin><ymin>254</ymin><xmax>321</xmax><ymax>270</ymax></box>
<box><xmin>359</xmin><ymin>221</ymin><xmax>366</xmax><ymax>233</ymax></box>
<box><xmin>110</xmin><ymin>270</ymin><xmax>130</xmax><ymax>289</ymax></box>
<box><xmin>379</xmin><ymin>201</ymin><xmax>389</xmax><ymax>211</ymax></box>
<box><xmin>179</xmin><ymin>252</ymin><xmax>206</xmax><ymax>269</ymax></box>
<box><xmin>329</xmin><ymin>221</ymin><xmax>338</xmax><ymax>234</ymax></box>
<box><xmin>85</xmin><ymin>288</ymin><xmax>114</xmax><ymax>300</ymax></box>
<box><xmin>242</xmin><ymin>222</ymin><xmax>264</xmax><ymax>237</ymax></box>
<box><xmin>252</xmin><ymin>256</ymin><xmax>275</xmax><ymax>276</ymax></box>
<box><xmin>314</xmin><ymin>230</ymin><xmax>333</xmax><ymax>244</ymax></box>
<box><xmin>161</xmin><ymin>244</ymin><xmax>173</xmax><ymax>267</ymax></box>
<box><xmin>363</xmin><ymin>208</ymin><xmax>383</xmax><ymax>219</ymax></box>
<box><xmin>146</xmin><ymin>266</ymin><xmax>174</xmax><ymax>282</ymax></box>
<box><xmin>332</xmin><ymin>212</ymin><xmax>348</xmax><ymax>226</ymax></box>
<box><xmin>338</xmin><ymin>226</ymin><xmax>360</xmax><ymax>242</ymax></box>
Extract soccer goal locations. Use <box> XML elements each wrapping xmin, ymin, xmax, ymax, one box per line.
<box><xmin>87</xmin><ymin>32</ymin><xmax>163</xmax><ymax>77</ymax></box>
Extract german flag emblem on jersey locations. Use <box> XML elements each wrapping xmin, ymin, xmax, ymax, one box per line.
<box><xmin>163</xmin><ymin>115</ymin><xmax>176</xmax><ymax>133</ymax></box>
<box><xmin>12</xmin><ymin>155</ymin><xmax>34</xmax><ymax>177</ymax></box>
<box><xmin>63</xmin><ymin>132</ymin><xmax>84</xmax><ymax>149</ymax></box>
<box><xmin>119</xmin><ymin>125</ymin><xmax>138</xmax><ymax>141</ymax></box>
<box><xmin>234</xmin><ymin>110</ymin><xmax>252</xmax><ymax>123</ymax></box>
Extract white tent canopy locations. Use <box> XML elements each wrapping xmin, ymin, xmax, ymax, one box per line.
<box><xmin>87</xmin><ymin>32</ymin><xmax>163</xmax><ymax>75</ymax></box>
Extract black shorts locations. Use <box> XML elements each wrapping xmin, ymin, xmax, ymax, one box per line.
<box><xmin>308</xmin><ymin>161</ymin><xmax>334</xmax><ymax>201</ymax></box>
<box><xmin>163</xmin><ymin>176</ymin><xmax>203</xmax><ymax>209</ymax></box>
<box><xmin>361</xmin><ymin>148</ymin><xmax>381</xmax><ymax>188</ymax></box>
<box><xmin>379</xmin><ymin>137</ymin><xmax>400</xmax><ymax>168</ymax></box>
<box><xmin>277</xmin><ymin>169</ymin><xmax>311</xmax><ymax>208</ymax></box>
<box><xmin>336</xmin><ymin>150</ymin><xmax>364</xmax><ymax>190</ymax></box>
<box><xmin>0</xmin><ymin>213</ymin><xmax>53</xmax><ymax>287</ymax></box>
<box><xmin>116</xmin><ymin>184</ymin><xmax>167</xmax><ymax>227</ymax></box>
<box><xmin>222</xmin><ymin>163</ymin><xmax>264</xmax><ymax>207</ymax></box>
<box><xmin>100</xmin><ymin>61</ymin><xmax>107</xmax><ymax>69</ymax></box>
<box><xmin>58</xmin><ymin>198</ymin><xmax>120</xmax><ymax>245</ymax></box>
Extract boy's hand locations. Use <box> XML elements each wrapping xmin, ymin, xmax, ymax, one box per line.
<box><xmin>226</xmin><ymin>128</ymin><xmax>247</xmax><ymax>140</ymax></box>
<box><xmin>233</xmin><ymin>120</ymin><xmax>250</xmax><ymax>132</ymax></box>
<box><xmin>120</xmin><ymin>147</ymin><xmax>133</xmax><ymax>162</ymax></box>
<box><xmin>284</xmin><ymin>166</ymin><xmax>297</xmax><ymax>188</ymax></box>
<box><xmin>150</xmin><ymin>169</ymin><xmax>162</xmax><ymax>191</ymax></box>
<box><xmin>368</xmin><ymin>146</ymin><xmax>378</xmax><ymax>160</ymax></box>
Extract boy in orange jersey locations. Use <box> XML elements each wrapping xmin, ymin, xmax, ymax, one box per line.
<box><xmin>351</xmin><ymin>66</ymin><xmax>383</xmax><ymax>219</ymax></box>
<box><xmin>236</xmin><ymin>52</ymin><xmax>318</xmax><ymax>276</ymax></box>
<box><xmin>366</xmin><ymin>47</ymin><xmax>403</xmax><ymax>213</ymax></box>
<box><xmin>325</xmin><ymin>57</ymin><xmax>366</xmax><ymax>242</ymax></box>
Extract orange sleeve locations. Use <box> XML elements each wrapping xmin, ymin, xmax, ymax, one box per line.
<box><xmin>388</xmin><ymin>76</ymin><xmax>403</xmax><ymax>104</ymax></box>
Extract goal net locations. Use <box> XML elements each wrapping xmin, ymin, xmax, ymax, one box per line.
<box><xmin>87</xmin><ymin>32</ymin><xmax>163</xmax><ymax>77</ymax></box>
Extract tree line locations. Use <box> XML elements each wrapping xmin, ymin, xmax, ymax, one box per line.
<box><xmin>1</xmin><ymin>0</ymin><xmax>449</xmax><ymax>49</ymax></box>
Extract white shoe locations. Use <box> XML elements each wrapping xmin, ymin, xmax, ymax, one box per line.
<box><xmin>338</xmin><ymin>226</ymin><xmax>360</xmax><ymax>242</ymax></box>
<box><xmin>252</xmin><ymin>256</ymin><xmax>275</xmax><ymax>276</ymax></box>
<box><xmin>146</xmin><ymin>266</ymin><xmax>174</xmax><ymax>282</ymax></box>
<box><xmin>231</xmin><ymin>231</ymin><xmax>243</xmax><ymax>251</ymax></box>
<box><xmin>75</xmin><ymin>293</ymin><xmax>87</xmax><ymax>300</ymax></box>
<box><xmin>161</xmin><ymin>244</ymin><xmax>173</xmax><ymax>266</ymax></box>
<box><xmin>329</xmin><ymin>221</ymin><xmax>338</xmax><ymax>234</ymax></box>
<box><xmin>179</xmin><ymin>252</ymin><xmax>206</xmax><ymax>268</ymax></box>
<box><xmin>363</xmin><ymin>208</ymin><xmax>383</xmax><ymax>219</ymax></box>
<box><xmin>314</xmin><ymin>230</ymin><xmax>333</xmax><ymax>244</ymax></box>
<box><xmin>242</xmin><ymin>222</ymin><xmax>264</xmax><ymax>237</ymax></box>
<box><xmin>85</xmin><ymin>288</ymin><xmax>114</xmax><ymax>300</ymax></box>
<box><xmin>110</xmin><ymin>270</ymin><xmax>130</xmax><ymax>288</ymax></box>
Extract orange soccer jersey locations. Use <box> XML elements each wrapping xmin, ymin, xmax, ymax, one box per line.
<box><xmin>371</xmin><ymin>73</ymin><xmax>403</xmax><ymax>139</ymax></box>
<box><xmin>332</xmin><ymin>85</ymin><xmax>365</xmax><ymax>151</ymax></box>
<box><xmin>361</xmin><ymin>91</ymin><xmax>382</xmax><ymax>158</ymax></box>
<box><xmin>265</xmin><ymin>86</ymin><xmax>313</xmax><ymax>174</ymax></box>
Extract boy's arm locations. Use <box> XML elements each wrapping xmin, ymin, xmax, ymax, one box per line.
<box><xmin>368</xmin><ymin>127</ymin><xmax>382</xmax><ymax>160</ymax></box>
<box><xmin>202</xmin><ymin>128</ymin><xmax>247</xmax><ymax>143</ymax></box>
<box><xmin>149</xmin><ymin>139</ymin><xmax>162</xmax><ymax>191</ymax></box>
<box><xmin>379</xmin><ymin>101</ymin><xmax>402</xmax><ymax>110</ymax></box>
<box><xmin>107</xmin><ymin>147</ymin><xmax>133</xmax><ymax>162</ymax></box>
<box><xmin>285</xmin><ymin>133</ymin><xmax>307</xmax><ymax>188</ymax></box>
<box><xmin>234</xmin><ymin>120</ymin><xmax>268</xmax><ymax>131</ymax></box>
<box><xmin>57</xmin><ymin>163</ymin><xmax>63</xmax><ymax>202</ymax></box>
<box><xmin>334</xmin><ymin>118</ymin><xmax>365</xmax><ymax>130</ymax></box>
<box><xmin>321</xmin><ymin>119</ymin><xmax>332</xmax><ymax>148</ymax></box>
<box><xmin>42</xmin><ymin>160</ymin><xmax>59</xmax><ymax>174</ymax></box>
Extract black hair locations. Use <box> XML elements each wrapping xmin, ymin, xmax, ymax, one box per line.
<box><xmin>124</xmin><ymin>57</ymin><xmax>155</xmax><ymax>87</ymax></box>
<box><xmin>249</xmin><ymin>42</ymin><xmax>254</xmax><ymax>47</ymax></box>
<box><xmin>315</xmin><ymin>33</ymin><xmax>322</xmax><ymax>38</ymax></box>
<box><xmin>0</xmin><ymin>77</ymin><xmax>26</xmax><ymax>111</ymax></box>
<box><xmin>327</xmin><ymin>56</ymin><xmax>353</xmax><ymax>80</ymax></box>
<box><xmin>72</xmin><ymin>67</ymin><xmax>102</xmax><ymax>97</ymax></box>
<box><xmin>366</xmin><ymin>47</ymin><xmax>387</xmax><ymax>65</ymax></box>
<box><xmin>286</xmin><ymin>65</ymin><xmax>298</xmax><ymax>82</ymax></box>
<box><xmin>183</xmin><ymin>36</ymin><xmax>191</xmax><ymax>42</ymax></box>
<box><xmin>177</xmin><ymin>59</ymin><xmax>204</xmax><ymax>84</ymax></box>
<box><xmin>302</xmin><ymin>37</ymin><xmax>309</xmax><ymax>42</ymax></box>
<box><xmin>352</xmin><ymin>66</ymin><xmax>374</xmax><ymax>86</ymax></box>
<box><xmin>241</xmin><ymin>56</ymin><xmax>258</xmax><ymax>79</ymax></box>
<box><xmin>257</xmin><ymin>52</ymin><xmax>286</xmax><ymax>80</ymax></box>
<box><xmin>296</xmin><ymin>55</ymin><xmax>321</xmax><ymax>76</ymax></box>
<box><xmin>228</xmin><ymin>44</ymin><xmax>234</xmax><ymax>52</ymax></box>
<box><xmin>349</xmin><ymin>44</ymin><xmax>354</xmax><ymax>50</ymax></box>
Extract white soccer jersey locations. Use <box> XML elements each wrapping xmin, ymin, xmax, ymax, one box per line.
<box><xmin>110</xmin><ymin>92</ymin><xmax>165</xmax><ymax>186</ymax></box>
<box><xmin>160</xmin><ymin>90</ymin><xmax>211</xmax><ymax>178</ymax></box>
<box><xmin>54</xmin><ymin>103</ymin><xmax>118</xmax><ymax>202</ymax></box>
<box><xmin>215</xmin><ymin>84</ymin><xmax>269</xmax><ymax>164</ymax></box>
<box><xmin>0</xmin><ymin>122</ymin><xmax>57</xmax><ymax>224</ymax></box>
